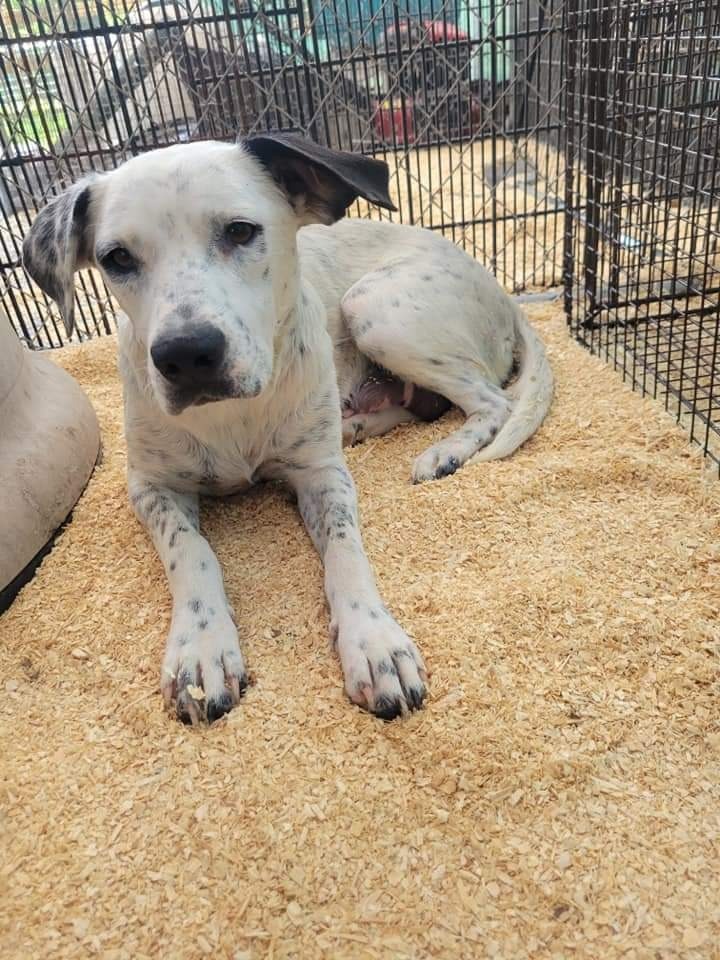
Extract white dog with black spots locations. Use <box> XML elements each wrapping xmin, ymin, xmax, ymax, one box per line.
<box><xmin>23</xmin><ymin>133</ymin><xmax>553</xmax><ymax>724</ymax></box>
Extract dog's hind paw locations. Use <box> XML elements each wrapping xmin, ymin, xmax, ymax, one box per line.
<box><xmin>412</xmin><ymin>409</ymin><xmax>506</xmax><ymax>482</ymax></box>
<box><xmin>341</xmin><ymin>414</ymin><xmax>367</xmax><ymax>447</ymax></box>
<box><xmin>412</xmin><ymin>446</ymin><xmax>462</xmax><ymax>483</ymax></box>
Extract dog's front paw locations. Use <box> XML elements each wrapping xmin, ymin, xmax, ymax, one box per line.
<box><xmin>335</xmin><ymin>604</ymin><xmax>427</xmax><ymax>719</ymax></box>
<box><xmin>161</xmin><ymin>604</ymin><xmax>248</xmax><ymax>725</ymax></box>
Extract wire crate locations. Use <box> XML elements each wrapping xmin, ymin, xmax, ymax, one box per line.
<box><xmin>1</xmin><ymin>0</ymin><xmax>718</xmax><ymax>470</ymax></box>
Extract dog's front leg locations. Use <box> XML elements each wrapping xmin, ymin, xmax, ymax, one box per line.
<box><xmin>286</xmin><ymin>459</ymin><xmax>427</xmax><ymax>719</ymax></box>
<box><xmin>129</xmin><ymin>473</ymin><xmax>247</xmax><ymax>724</ymax></box>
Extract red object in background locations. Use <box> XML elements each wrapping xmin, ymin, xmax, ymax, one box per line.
<box><xmin>373</xmin><ymin>99</ymin><xmax>416</xmax><ymax>144</ymax></box>
<box><xmin>371</xmin><ymin>17</ymin><xmax>473</xmax><ymax>144</ymax></box>
<box><xmin>421</xmin><ymin>19</ymin><xmax>468</xmax><ymax>42</ymax></box>
<box><xmin>384</xmin><ymin>18</ymin><xmax>469</xmax><ymax>45</ymax></box>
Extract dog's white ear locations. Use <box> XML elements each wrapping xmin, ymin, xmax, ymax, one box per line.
<box><xmin>22</xmin><ymin>175</ymin><xmax>99</xmax><ymax>336</ymax></box>
<box><xmin>242</xmin><ymin>132</ymin><xmax>397</xmax><ymax>225</ymax></box>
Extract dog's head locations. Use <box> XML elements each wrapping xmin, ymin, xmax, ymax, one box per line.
<box><xmin>22</xmin><ymin>134</ymin><xmax>395</xmax><ymax>415</ymax></box>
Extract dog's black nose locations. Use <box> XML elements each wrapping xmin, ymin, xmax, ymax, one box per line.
<box><xmin>151</xmin><ymin>327</ymin><xmax>227</xmax><ymax>386</ymax></box>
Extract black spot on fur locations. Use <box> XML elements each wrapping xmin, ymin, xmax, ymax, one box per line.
<box><xmin>291</xmin><ymin>328</ymin><xmax>307</xmax><ymax>357</ymax></box>
<box><xmin>37</xmin><ymin>215</ymin><xmax>56</xmax><ymax>251</ymax></box>
<box><xmin>377</xmin><ymin>659</ymin><xmax>398</xmax><ymax>677</ymax></box>
<box><xmin>73</xmin><ymin>186</ymin><xmax>92</xmax><ymax>223</ymax></box>
<box><xmin>189</xmin><ymin>598</ymin><xmax>202</xmax><ymax>614</ymax></box>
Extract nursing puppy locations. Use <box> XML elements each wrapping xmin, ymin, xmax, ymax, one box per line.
<box><xmin>22</xmin><ymin>134</ymin><xmax>553</xmax><ymax>724</ymax></box>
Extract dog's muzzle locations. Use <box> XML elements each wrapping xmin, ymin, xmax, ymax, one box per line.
<box><xmin>150</xmin><ymin>326</ymin><xmax>236</xmax><ymax>409</ymax></box>
<box><xmin>151</xmin><ymin>325</ymin><xmax>226</xmax><ymax>386</ymax></box>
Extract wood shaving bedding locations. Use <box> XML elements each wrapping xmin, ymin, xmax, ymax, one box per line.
<box><xmin>1</xmin><ymin>304</ymin><xmax>719</xmax><ymax>959</ymax></box>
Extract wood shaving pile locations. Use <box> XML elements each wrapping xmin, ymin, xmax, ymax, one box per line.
<box><xmin>1</xmin><ymin>304</ymin><xmax>719</xmax><ymax>959</ymax></box>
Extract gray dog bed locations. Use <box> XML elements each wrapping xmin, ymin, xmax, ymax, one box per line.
<box><xmin>0</xmin><ymin>312</ymin><xmax>100</xmax><ymax>610</ymax></box>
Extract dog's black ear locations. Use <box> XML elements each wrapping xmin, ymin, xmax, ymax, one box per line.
<box><xmin>242</xmin><ymin>132</ymin><xmax>396</xmax><ymax>225</ymax></box>
<box><xmin>22</xmin><ymin>175</ymin><xmax>99</xmax><ymax>335</ymax></box>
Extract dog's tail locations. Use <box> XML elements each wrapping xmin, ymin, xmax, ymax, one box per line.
<box><xmin>470</xmin><ymin>305</ymin><xmax>553</xmax><ymax>463</ymax></box>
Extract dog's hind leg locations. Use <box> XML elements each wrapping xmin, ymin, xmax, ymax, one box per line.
<box><xmin>129</xmin><ymin>472</ymin><xmax>248</xmax><ymax>724</ymax></box>
<box><xmin>341</xmin><ymin>270</ymin><xmax>513</xmax><ymax>481</ymax></box>
<box><xmin>410</xmin><ymin>379</ymin><xmax>511</xmax><ymax>481</ymax></box>
<box><xmin>342</xmin><ymin>405</ymin><xmax>416</xmax><ymax>446</ymax></box>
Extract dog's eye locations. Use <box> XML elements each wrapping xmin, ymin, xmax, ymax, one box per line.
<box><xmin>225</xmin><ymin>221</ymin><xmax>257</xmax><ymax>246</ymax></box>
<box><xmin>100</xmin><ymin>246</ymin><xmax>137</xmax><ymax>274</ymax></box>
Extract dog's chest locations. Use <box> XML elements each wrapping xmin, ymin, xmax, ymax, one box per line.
<box><xmin>128</xmin><ymin>430</ymin><xmax>248</xmax><ymax>498</ymax></box>
<box><xmin>173</xmin><ymin>442</ymin><xmax>257</xmax><ymax>498</ymax></box>
<box><xmin>133</xmin><ymin>419</ymin><xmax>280</xmax><ymax>496</ymax></box>
<box><xmin>128</xmin><ymin>373</ymin><xmax>336</xmax><ymax>498</ymax></box>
